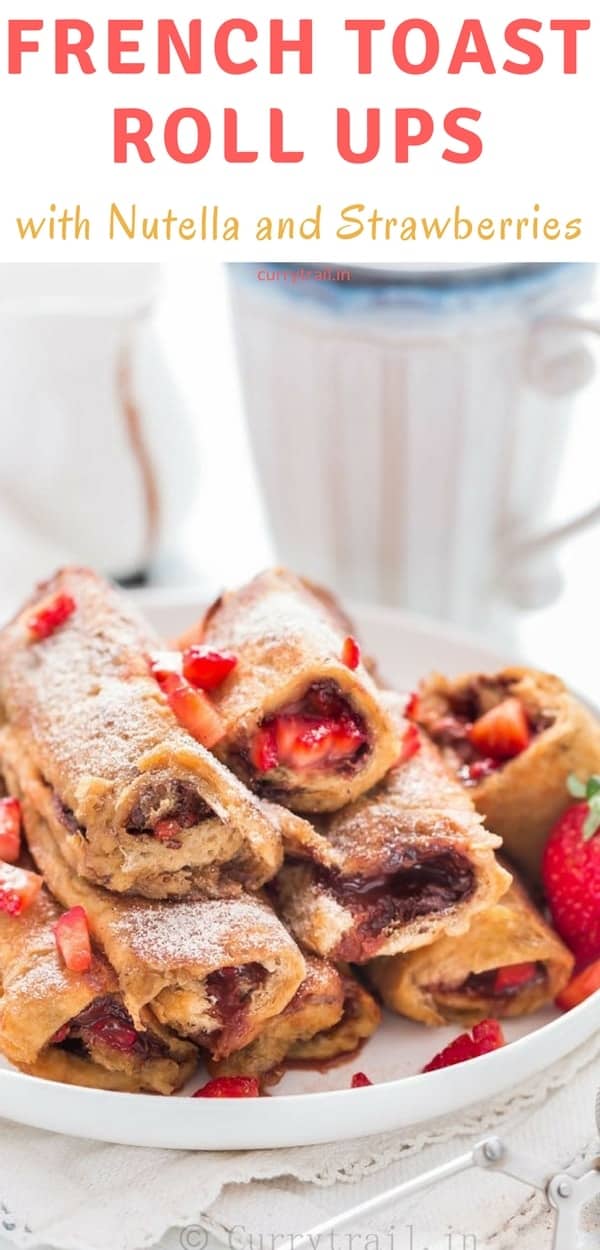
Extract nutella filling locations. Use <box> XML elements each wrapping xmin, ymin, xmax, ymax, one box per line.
<box><xmin>433</xmin><ymin>961</ymin><xmax>547</xmax><ymax>1001</ymax></box>
<box><xmin>423</xmin><ymin>677</ymin><xmax>553</xmax><ymax>785</ymax></box>
<box><xmin>50</xmin><ymin>777</ymin><xmax>214</xmax><ymax>845</ymax></box>
<box><xmin>318</xmin><ymin>849</ymin><xmax>476</xmax><ymax>962</ymax></box>
<box><xmin>196</xmin><ymin>962</ymin><xmax>268</xmax><ymax>1056</ymax></box>
<box><xmin>52</xmin><ymin>793</ymin><xmax>85</xmax><ymax>837</ymax></box>
<box><xmin>54</xmin><ymin>995</ymin><xmax>169</xmax><ymax>1060</ymax></box>
<box><xmin>126</xmin><ymin>779</ymin><xmax>213</xmax><ymax>839</ymax></box>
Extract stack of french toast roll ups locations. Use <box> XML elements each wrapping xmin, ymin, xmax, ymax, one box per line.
<box><xmin>0</xmin><ymin>566</ymin><xmax>593</xmax><ymax>1095</ymax></box>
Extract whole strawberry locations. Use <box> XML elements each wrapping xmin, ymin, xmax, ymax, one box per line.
<box><xmin>542</xmin><ymin>774</ymin><xmax>600</xmax><ymax>965</ymax></box>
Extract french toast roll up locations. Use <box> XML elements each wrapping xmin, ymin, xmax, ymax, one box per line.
<box><xmin>416</xmin><ymin>667</ymin><xmax>600</xmax><ymax>882</ymax></box>
<box><xmin>1</xmin><ymin>730</ymin><xmax>306</xmax><ymax>1062</ymax></box>
<box><xmin>209</xmin><ymin>962</ymin><xmax>380</xmax><ymax>1078</ymax></box>
<box><xmin>208</xmin><ymin>957</ymin><xmax>344</xmax><ymax>1078</ymax></box>
<box><xmin>272</xmin><ymin>696</ymin><xmax>510</xmax><ymax>964</ymax></box>
<box><xmin>368</xmin><ymin>877</ymin><xmax>574</xmax><ymax>1026</ymax></box>
<box><xmin>197</xmin><ymin>569</ymin><xmax>400</xmax><ymax>812</ymax></box>
<box><xmin>291</xmin><ymin>967</ymin><xmax>381</xmax><ymax>1064</ymax></box>
<box><xmin>0</xmin><ymin>865</ymin><xmax>197</xmax><ymax>1093</ymax></box>
<box><xmin>0</xmin><ymin>567</ymin><xmax>284</xmax><ymax>898</ymax></box>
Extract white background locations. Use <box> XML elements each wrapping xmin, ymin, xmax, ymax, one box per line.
<box><xmin>154</xmin><ymin>261</ymin><xmax>600</xmax><ymax>699</ymax></box>
<box><xmin>0</xmin><ymin>0</ymin><xmax>597</xmax><ymax>261</ymax></box>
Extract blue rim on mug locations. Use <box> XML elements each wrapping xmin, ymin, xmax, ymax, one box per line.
<box><xmin>229</xmin><ymin>262</ymin><xmax>596</xmax><ymax>321</ymax></box>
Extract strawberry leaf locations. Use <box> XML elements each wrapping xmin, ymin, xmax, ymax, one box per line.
<box><xmin>568</xmin><ymin>774</ymin><xmax>587</xmax><ymax>799</ymax></box>
<box><xmin>583</xmin><ymin>794</ymin><xmax>600</xmax><ymax>841</ymax></box>
<box><xmin>567</xmin><ymin>774</ymin><xmax>600</xmax><ymax>804</ymax></box>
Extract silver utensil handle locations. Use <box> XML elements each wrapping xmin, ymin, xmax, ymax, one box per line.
<box><xmin>208</xmin><ymin>1134</ymin><xmax>600</xmax><ymax>1250</ymax></box>
<box><xmin>280</xmin><ymin>1148</ymin><xmax>477</xmax><ymax>1250</ymax></box>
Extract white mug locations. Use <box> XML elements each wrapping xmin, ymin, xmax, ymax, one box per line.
<box><xmin>0</xmin><ymin>264</ymin><xmax>198</xmax><ymax>614</ymax></box>
<box><xmin>229</xmin><ymin>262</ymin><xmax>600</xmax><ymax>630</ymax></box>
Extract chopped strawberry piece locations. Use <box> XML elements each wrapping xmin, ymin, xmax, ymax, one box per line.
<box><xmin>351</xmin><ymin>1072</ymin><xmax>372</xmax><ymax>1088</ymax></box>
<box><xmin>149</xmin><ymin>650</ymin><xmax>182</xmax><ymax>690</ymax></box>
<box><xmin>154</xmin><ymin>819</ymin><xmax>182</xmax><ymax>844</ymax></box>
<box><xmin>424</xmin><ymin>1030</ymin><xmax>477</xmax><ymax>1072</ymax></box>
<box><xmin>276</xmin><ymin>716</ymin><xmax>333</xmax><ymax>769</ymax></box>
<box><xmin>273</xmin><ymin>713</ymin><xmax>365</xmax><ymax>771</ymax></box>
<box><xmin>27</xmin><ymin>593</ymin><xmax>76</xmax><ymax>641</ymax></box>
<box><xmin>404</xmin><ymin>690</ymin><xmax>420</xmax><ymax>719</ymax></box>
<box><xmin>459</xmin><ymin>757</ymin><xmax>498</xmax><ymax>785</ymax></box>
<box><xmin>250</xmin><ymin>686</ymin><xmax>367</xmax><ymax>775</ymax></box>
<box><xmin>341</xmin><ymin>636</ymin><xmax>361</xmax><ymax>670</ymax></box>
<box><xmin>154</xmin><ymin>670</ymin><xmax>181</xmax><ymax>699</ymax></box>
<box><xmin>250</xmin><ymin>725</ymin><xmax>279</xmax><ymax>772</ymax></box>
<box><xmin>0</xmin><ymin>796</ymin><xmax>22</xmax><ymax>863</ymax></box>
<box><xmin>493</xmin><ymin>962</ymin><xmax>538</xmax><ymax>993</ymax></box>
<box><xmin>0</xmin><ymin>863</ymin><xmax>43</xmax><ymax>916</ymax></box>
<box><xmin>88</xmin><ymin>1018</ymin><xmax>138</xmax><ymax>1052</ymax></box>
<box><xmin>468</xmin><ymin>698</ymin><xmax>530</xmax><ymax>761</ymax></box>
<box><xmin>182</xmin><ymin>646</ymin><xmax>238</xmax><ymax>691</ymax></box>
<box><xmin>556</xmin><ymin>959</ymin><xmax>600</xmax><ymax>1011</ymax></box>
<box><xmin>54</xmin><ymin>906</ymin><xmax>92</xmax><ymax>973</ymax></box>
<box><xmin>396</xmin><ymin>723</ymin><xmax>421</xmax><ymax>766</ymax></box>
<box><xmin>158</xmin><ymin>674</ymin><xmax>224</xmax><ymax>749</ymax></box>
<box><xmin>423</xmin><ymin>1019</ymin><xmax>505</xmax><ymax>1072</ymax></box>
<box><xmin>327</xmin><ymin>716</ymin><xmax>367</xmax><ymax>762</ymax></box>
<box><xmin>50</xmin><ymin>1023</ymin><xmax>71</xmax><ymax>1045</ymax></box>
<box><xmin>472</xmin><ymin>1019</ymin><xmax>505</xmax><ymax>1051</ymax></box>
<box><xmin>193</xmin><ymin>1076</ymin><xmax>260</xmax><ymax>1098</ymax></box>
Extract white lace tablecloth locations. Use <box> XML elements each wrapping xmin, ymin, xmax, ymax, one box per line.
<box><xmin>1</xmin><ymin>1033</ymin><xmax>599</xmax><ymax>1250</ymax></box>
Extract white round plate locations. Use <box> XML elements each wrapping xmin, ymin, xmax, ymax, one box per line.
<box><xmin>1</xmin><ymin>596</ymin><xmax>596</xmax><ymax>1151</ymax></box>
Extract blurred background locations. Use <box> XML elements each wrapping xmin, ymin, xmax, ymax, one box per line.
<box><xmin>1</xmin><ymin>261</ymin><xmax>600</xmax><ymax>697</ymax></box>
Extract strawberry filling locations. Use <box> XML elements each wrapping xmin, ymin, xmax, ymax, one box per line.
<box><xmin>421</xmin><ymin>678</ymin><xmax>552</xmax><ymax>784</ymax></box>
<box><xmin>196</xmin><ymin>963</ymin><xmax>268</xmax><ymax>1058</ymax></box>
<box><xmin>434</xmin><ymin>961</ymin><xmax>545</xmax><ymax>1001</ymax></box>
<box><xmin>491</xmin><ymin>961</ymin><xmax>542</xmax><ymax>994</ymax></box>
<box><xmin>248</xmin><ymin>682</ymin><xmax>368</xmax><ymax>783</ymax></box>
<box><xmin>54</xmin><ymin>995</ymin><xmax>169</xmax><ymax>1061</ymax></box>
<box><xmin>468</xmin><ymin>698</ymin><xmax>531</xmax><ymax>760</ymax></box>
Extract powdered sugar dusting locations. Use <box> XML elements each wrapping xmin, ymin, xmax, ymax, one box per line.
<box><xmin>110</xmin><ymin>892</ymin><xmax>300</xmax><ymax>973</ymax></box>
<box><xmin>0</xmin><ymin>568</ymin><xmax>285</xmax><ymax>896</ymax></box>
<box><xmin>0</xmin><ymin>569</ymin><xmax>206</xmax><ymax>789</ymax></box>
